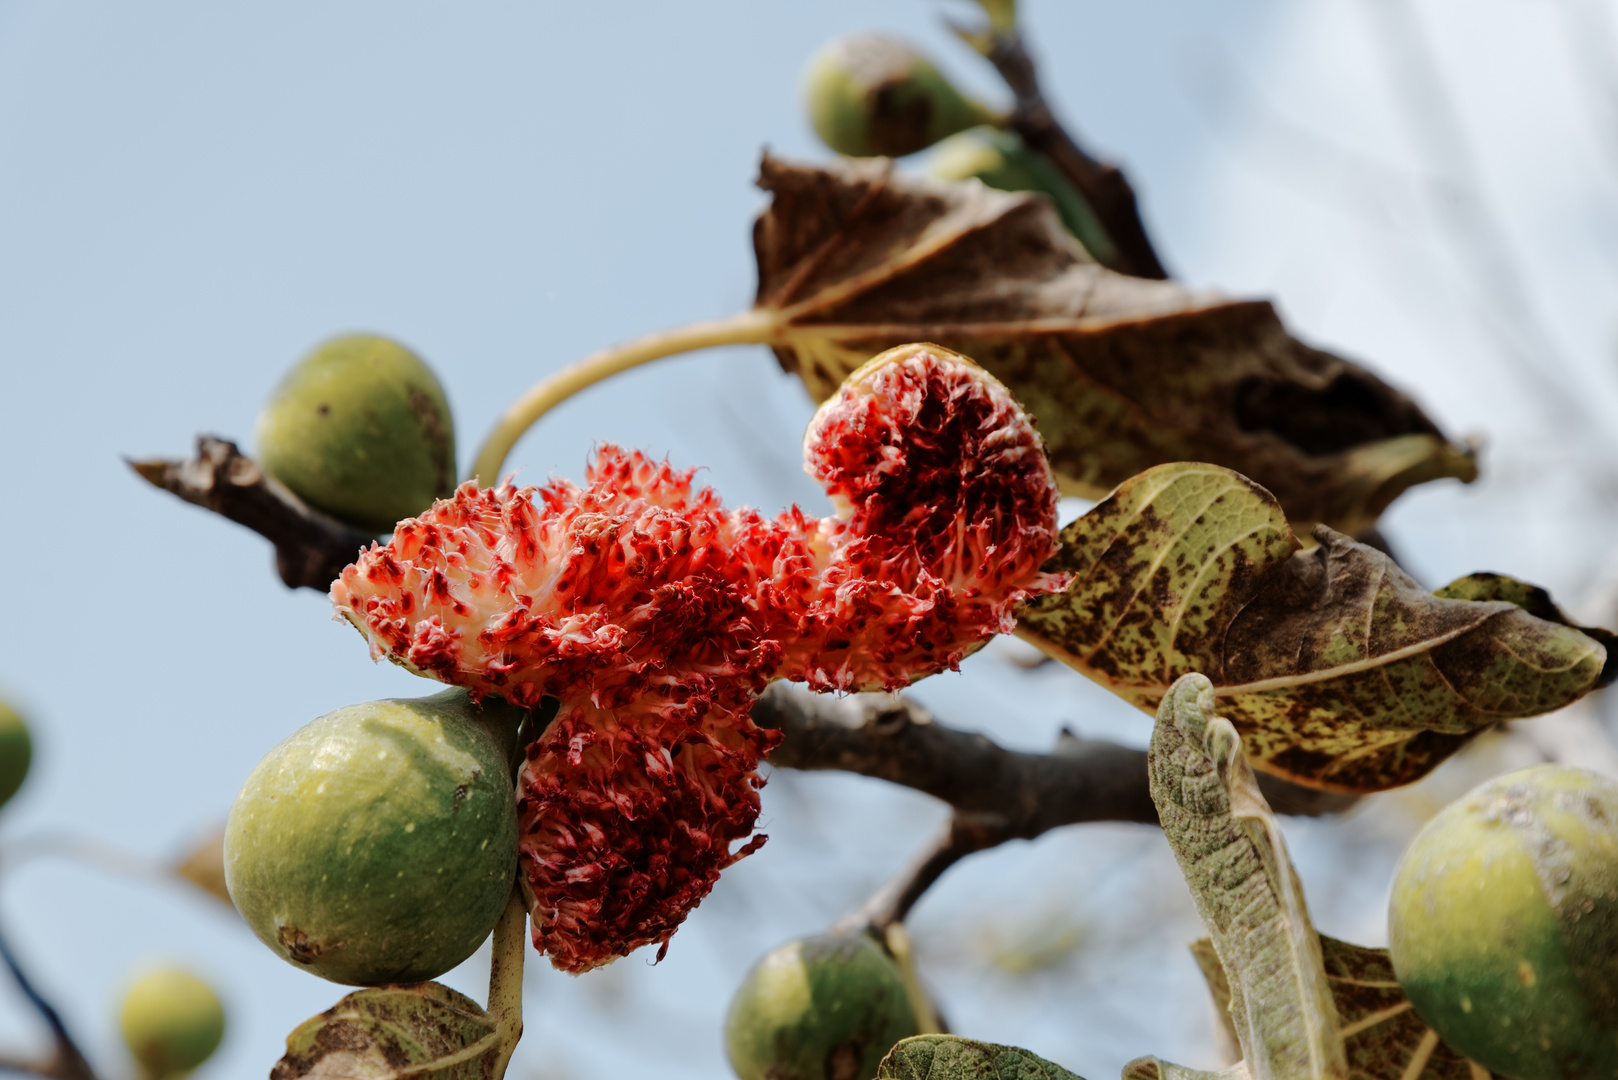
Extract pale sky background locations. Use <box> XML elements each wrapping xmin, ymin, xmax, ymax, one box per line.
<box><xmin>1</xmin><ymin>2</ymin><xmax>1616</xmax><ymax>1079</ymax></box>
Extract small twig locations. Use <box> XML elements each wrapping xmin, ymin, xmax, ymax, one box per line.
<box><xmin>484</xmin><ymin>884</ymin><xmax>527</xmax><ymax>1079</ymax></box>
<box><xmin>0</xmin><ymin>922</ymin><xmax>98</xmax><ymax>1080</ymax></box>
<box><xmin>835</xmin><ymin>813</ymin><xmax>1013</xmax><ymax>932</ymax></box>
<box><xmin>958</xmin><ymin>23</ymin><xmax>1168</xmax><ymax>279</ymax></box>
<box><xmin>128</xmin><ymin>436</ymin><xmax>375</xmax><ymax>591</ymax></box>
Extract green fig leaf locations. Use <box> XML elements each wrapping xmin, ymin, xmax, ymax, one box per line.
<box><xmin>1191</xmin><ymin>935</ymin><xmax>1498</xmax><ymax>1079</ymax></box>
<box><xmin>1018</xmin><ymin>462</ymin><xmax>1608</xmax><ymax>791</ymax></box>
<box><xmin>751</xmin><ymin>155</ymin><xmax>1476</xmax><ymax>534</ymax></box>
<box><xmin>878</xmin><ymin>1035</ymin><xmax>1086</xmax><ymax>1079</ymax></box>
<box><xmin>1148</xmin><ymin>674</ymin><xmax>1347</xmax><ymax>1080</ymax></box>
<box><xmin>270</xmin><ymin>982</ymin><xmax>500</xmax><ymax>1080</ymax></box>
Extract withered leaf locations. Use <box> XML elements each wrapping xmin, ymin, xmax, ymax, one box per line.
<box><xmin>751</xmin><ymin>154</ymin><xmax>1476</xmax><ymax>534</ymax></box>
<box><xmin>879</xmin><ymin>1035</ymin><xmax>1086</xmax><ymax>1079</ymax></box>
<box><xmin>1433</xmin><ymin>573</ymin><xmax>1618</xmax><ymax>688</ymax></box>
<box><xmin>1192</xmin><ymin>936</ymin><xmax>1497</xmax><ymax>1080</ymax></box>
<box><xmin>271</xmin><ymin>982</ymin><xmax>500</xmax><ymax>1080</ymax></box>
<box><xmin>1018</xmin><ymin>462</ymin><xmax>1607</xmax><ymax>791</ymax></box>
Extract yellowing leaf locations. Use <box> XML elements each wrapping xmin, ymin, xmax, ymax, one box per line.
<box><xmin>271</xmin><ymin>983</ymin><xmax>500</xmax><ymax>1080</ymax></box>
<box><xmin>751</xmin><ymin>155</ymin><xmax>1476</xmax><ymax>534</ymax></box>
<box><xmin>879</xmin><ymin>1035</ymin><xmax>1086</xmax><ymax>1079</ymax></box>
<box><xmin>1019</xmin><ymin>463</ymin><xmax>1607</xmax><ymax>791</ymax></box>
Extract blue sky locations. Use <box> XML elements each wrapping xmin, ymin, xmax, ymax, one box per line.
<box><xmin>0</xmin><ymin>3</ymin><xmax>1613</xmax><ymax>1078</ymax></box>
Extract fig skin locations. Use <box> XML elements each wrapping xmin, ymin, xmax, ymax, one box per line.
<box><xmin>118</xmin><ymin>967</ymin><xmax>225</xmax><ymax>1079</ymax></box>
<box><xmin>724</xmin><ymin>932</ymin><xmax>920</xmax><ymax>1080</ymax></box>
<box><xmin>929</xmin><ymin>126</ymin><xmax>1117</xmax><ymax>266</ymax></box>
<box><xmin>255</xmin><ymin>334</ymin><xmax>455</xmax><ymax>534</ymax></box>
<box><xmin>224</xmin><ymin>690</ymin><xmax>522</xmax><ymax>986</ymax></box>
<box><xmin>0</xmin><ymin>701</ymin><xmax>30</xmax><ymax>812</ymax></box>
<box><xmin>1388</xmin><ymin>764</ymin><xmax>1618</xmax><ymax>1080</ymax></box>
<box><xmin>803</xmin><ymin>35</ymin><xmax>993</xmax><ymax>159</ymax></box>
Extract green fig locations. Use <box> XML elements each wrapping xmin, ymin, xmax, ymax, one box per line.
<box><xmin>928</xmin><ymin>126</ymin><xmax>1118</xmax><ymax>266</ymax></box>
<box><xmin>725</xmin><ymin>932</ymin><xmax>920</xmax><ymax>1080</ymax></box>
<box><xmin>0</xmin><ymin>701</ymin><xmax>30</xmax><ymax>812</ymax></box>
<box><xmin>118</xmin><ymin>967</ymin><xmax>225</xmax><ymax>1079</ymax></box>
<box><xmin>804</xmin><ymin>35</ymin><xmax>996</xmax><ymax>159</ymax></box>
<box><xmin>1388</xmin><ymin>764</ymin><xmax>1618</xmax><ymax>1080</ymax></box>
<box><xmin>224</xmin><ymin>690</ymin><xmax>521</xmax><ymax>986</ymax></box>
<box><xmin>255</xmin><ymin>334</ymin><xmax>455</xmax><ymax>534</ymax></box>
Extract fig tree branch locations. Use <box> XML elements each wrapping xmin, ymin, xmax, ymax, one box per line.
<box><xmin>967</xmin><ymin>23</ymin><xmax>1170</xmax><ymax>280</ymax></box>
<box><xmin>754</xmin><ymin>681</ymin><xmax>1359</xmax><ymax>926</ymax></box>
<box><xmin>0</xmin><ymin>921</ymin><xmax>98</xmax><ymax>1080</ymax></box>
<box><xmin>128</xmin><ymin>436</ymin><xmax>374</xmax><ymax>591</ymax></box>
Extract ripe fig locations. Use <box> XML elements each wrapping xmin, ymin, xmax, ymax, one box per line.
<box><xmin>803</xmin><ymin>35</ymin><xmax>994</xmax><ymax>159</ymax></box>
<box><xmin>255</xmin><ymin>334</ymin><xmax>455</xmax><ymax>534</ymax></box>
<box><xmin>724</xmin><ymin>932</ymin><xmax>920</xmax><ymax>1080</ymax></box>
<box><xmin>928</xmin><ymin>126</ymin><xmax>1117</xmax><ymax>266</ymax></box>
<box><xmin>0</xmin><ymin>700</ymin><xmax>30</xmax><ymax>812</ymax></box>
<box><xmin>1388</xmin><ymin>764</ymin><xmax>1618</xmax><ymax>1080</ymax></box>
<box><xmin>224</xmin><ymin>690</ymin><xmax>522</xmax><ymax>986</ymax></box>
<box><xmin>118</xmin><ymin>967</ymin><xmax>225</xmax><ymax>1079</ymax></box>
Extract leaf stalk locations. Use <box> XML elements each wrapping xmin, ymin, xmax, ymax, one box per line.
<box><xmin>469</xmin><ymin>308</ymin><xmax>782</xmax><ymax>484</ymax></box>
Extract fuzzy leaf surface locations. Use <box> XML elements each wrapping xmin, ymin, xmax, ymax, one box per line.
<box><xmin>879</xmin><ymin>1035</ymin><xmax>1085</xmax><ymax>1079</ymax></box>
<box><xmin>1192</xmin><ymin>935</ymin><xmax>1497</xmax><ymax>1080</ymax></box>
<box><xmin>1019</xmin><ymin>463</ymin><xmax>1607</xmax><ymax>791</ymax></box>
<box><xmin>1148</xmin><ymin>674</ymin><xmax>1346</xmax><ymax>1080</ymax></box>
<box><xmin>751</xmin><ymin>155</ymin><xmax>1475</xmax><ymax>533</ymax></box>
<box><xmin>271</xmin><ymin>982</ymin><xmax>500</xmax><ymax>1080</ymax></box>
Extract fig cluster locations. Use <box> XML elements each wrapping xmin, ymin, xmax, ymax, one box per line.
<box><xmin>1389</xmin><ymin>764</ymin><xmax>1618</xmax><ymax>1080</ymax></box>
<box><xmin>725</xmin><ymin>932</ymin><xmax>920</xmax><ymax>1080</ymax></box>
<box><xmin>801</xmin><ymin>34</ymin><xmax>1110</xmax><ymax>262</ymax></box>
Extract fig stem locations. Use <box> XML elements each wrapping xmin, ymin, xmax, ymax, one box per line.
<box><xmin>470</xmin><ymin>308</ymin><xmax>782</xmax><ymax>484</ymax></box>
<box><xmin>485</xmin><ymin>884</ymin><xmax>527</xmax><ymax>1078</ymax></box>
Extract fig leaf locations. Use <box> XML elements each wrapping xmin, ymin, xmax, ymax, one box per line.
<box><xmin>1148</xmin><ymin>673</ymin><xmax>1346</xmax><ymax>1080</ymax></box>
<box><xmin>1019</xmin><ymin>462</ymin><xmax>1608</xmax><ymax>791</ymax></box>
<box><xmin>878</xmin><ymin>1035</ymin><xmax>1085</xmax><ymax>1079</ymax></box>
<box><xmin>271</xmin><ymin>983</ymin><xmax>500</xmax><ymax>1080</ymax></box>
<box><xmin>751</xmin><ymin>155</ymin><xmax>1476</xmax><ymax>534</ymax></box>
<box><xmin>1191</xmin><ymin>935</ymin><xmax>1499</xmax><ymax>1080</ymax></box>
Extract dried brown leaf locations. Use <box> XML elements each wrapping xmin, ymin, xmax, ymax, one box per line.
<box><xmin>752</xmin><ymin>155</ymin><xmax>1476</xmax><ymax>534</ymax></box>
<box><xmin>1019</xmin><ymin>462</ymin><xmax>1607</xmax><ymax>791</ymax></box>
<box><xmin>172</xmin><ymin>827</ymin><xmax>234</xmax><ymax>908</ymax></box>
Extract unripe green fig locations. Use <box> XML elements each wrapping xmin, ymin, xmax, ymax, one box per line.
<box><xmin>0</xmin><ymin>700</ymin><xmax>30</xmax><ymax>812</ymax></box>
<box><xmin>1388</xmin><ymin>764</ymin><xmax>1618</xmax><ymax>1080</ymax></box>
<box><xmin>224</xmin><ymin>690</ymin><xmax>522</xmax><ymax>986</ymax></box>
<box><xmin>804</xmin><ymin>35</ymin><xmax>995</xmax><ymax>159</ymax></box>
<box><xmin>928</xmin><ymin>126</ymin><xmax>1118</xmax><ymax>266</ymax></box>
<box><xmin>255</xmin><ymin>334</ymin><xmax>455</xmax><ymax>534</ymax></box>
<box><xmin>724</xmin><ymin>932</ymin><xmax>920</xmax><ymax>1080</ymax></box>
<box><xmin>118</xmin><ymin>967</ymin><xmax>225</xmax><ymax>1079</ymax></box>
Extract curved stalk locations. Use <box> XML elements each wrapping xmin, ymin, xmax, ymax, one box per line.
<box><xmin>485</xmin><ymin>884</ymin><xmax>528</xmax><ymax>1079</ymax></box>
<box><xmin>469</xmin><ymin>309</ymin><xmax>782</xmax><ymax>484</ymax></box>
